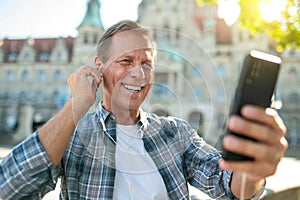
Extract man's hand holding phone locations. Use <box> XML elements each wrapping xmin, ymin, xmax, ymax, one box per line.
<box><xmin>219</xmin><ymin>51</ymin><xmax>288</xmax><ymax>198</ymax></box>
<box><xmin>220</xmin><ymin>105</ymin><xmax>288</xmax><ymax>181</ymax></box>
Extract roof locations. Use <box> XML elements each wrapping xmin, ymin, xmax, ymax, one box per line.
<box><xmin>0</xmin><ymin>37</ymin><xmax>74</xmax><ymax>63</ymax></box>
<box><xmin>194</xmin><ymin>14</ymin><xmax>232</xmax><ymax>45</ymax></box>
<box><xmin>78</xmin><ymin>0</ymin><xmax>103</xmax><ymax>29</ymax></box>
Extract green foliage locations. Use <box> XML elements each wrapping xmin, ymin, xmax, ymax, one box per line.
<box><xmin>195</xmin><ymin>0</ymin><xmax>300</xmax><ymax>51</ymax></box>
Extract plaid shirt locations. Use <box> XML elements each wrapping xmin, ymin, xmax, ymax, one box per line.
<box><xmin>0</xmin><ymin>105</ymin><xmax>263</xmax><ymax>200</ymax></box>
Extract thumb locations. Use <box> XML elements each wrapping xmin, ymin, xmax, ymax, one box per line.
<box><xmin>67</xmin><ymin>73</ymin><xmax>76</xmax><ymax>95</ymax></box>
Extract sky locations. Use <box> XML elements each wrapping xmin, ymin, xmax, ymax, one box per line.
<box><xmin>0</xmin><ymin>0</ymin><xmax>142</xmax><ymax>39</ymax></box>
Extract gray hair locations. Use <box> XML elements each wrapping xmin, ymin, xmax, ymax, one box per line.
<box><xmin>96</xmin><ymin>20</ymin><xmax>156</xmax><ymax>63</ymax></box>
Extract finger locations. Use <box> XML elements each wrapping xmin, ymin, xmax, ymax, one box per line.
<box><xmin>219</xmin><ymin>159</ymin><xmax>277</xmax><ymax>180</ymax></box>
<box><xmin>228</xmin><ymin>116</ymin><xmax>280</xmax><ymax>145</ymax></box>
<box><xmin>78</xmin><ymin>66</ymin><xmax>102</xmax><ymax>84</ymax></box>
<box><xmin>91</xmin><ymin>79</ymin><xmax>100</xmax><ymax>93</ymax></box>
<box><xmin>67</xmin><ymin>73</ymin><xmax>76</xmax><ymax>94</ymax></box>
<box><xmin>241</xmin><ymin>105</ymin><xmax>286</xmax><ymax>136</ymax></box>
<box><xmin>222</xmin><ymin>134</ymin><xmax>283</xmax><ymax>162</ymax></box>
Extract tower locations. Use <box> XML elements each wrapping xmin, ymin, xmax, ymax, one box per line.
<box><xmin>72</xmin><ymin>0</ymin><xmax>104</xmax><ymax>66</ymax></box>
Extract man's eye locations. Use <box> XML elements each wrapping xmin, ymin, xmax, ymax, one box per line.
<box><xmin>142</xmin><ymin>63</ymin><xmax>153</xmax><ymax>69</ymax></box>
<box><xmin>118</xmin><ymin>59</ymin><xmax>132</xmax><ymax>66</ymax></box>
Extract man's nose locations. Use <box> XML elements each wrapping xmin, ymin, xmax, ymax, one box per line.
<box><xmin>129</xmin><ymin>65</ymin><xmax>145</xmax><ymax>79</ymax></box>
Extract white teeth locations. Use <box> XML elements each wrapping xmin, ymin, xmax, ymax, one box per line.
<box><xmin>123</xmin><ymin>84</ymin><xmax>142</xmax><ymax>92</ymax></box>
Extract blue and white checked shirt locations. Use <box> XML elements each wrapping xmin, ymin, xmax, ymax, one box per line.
<box><xmin>0</xmin><ymin>105</ymin><xmax>263</xmax><ymax>199</ymax></box>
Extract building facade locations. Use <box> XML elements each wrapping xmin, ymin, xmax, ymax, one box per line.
<box><xmin>0</xmin><ymin>0</ymin><xmax>299</xmax><ymax>146</ymax></box>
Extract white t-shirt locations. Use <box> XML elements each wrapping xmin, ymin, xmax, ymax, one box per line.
<box><xmin>113</xmin><ymin>124</ymin><xmax>169</xmax><ymax>200</ymax></box>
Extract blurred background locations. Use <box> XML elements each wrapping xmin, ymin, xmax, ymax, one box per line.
<box><xmin>0</xmin><ymin>0</ymin><xmax>299</xmax><ymax>199</ymax></box>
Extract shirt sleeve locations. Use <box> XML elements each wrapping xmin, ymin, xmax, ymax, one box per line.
<box><xmin>182</xmin><ymin>120</ymin><xmax>264</xmax><ymax>200</ymax></box>
<box><xmin>178</xmin><ymin>119</ymin><xmax>236</xmax><ymax>199</ymax></box>
<box><xmin>0</xmin><ymin>132</ymin><xmax>62</xmax><ymax>200</ymax></box>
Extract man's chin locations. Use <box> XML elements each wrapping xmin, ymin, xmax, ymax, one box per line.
<box><xmin>112</xmin><ymin>101</ymin><xmax>141</xmax><ymax>111</ymax></box>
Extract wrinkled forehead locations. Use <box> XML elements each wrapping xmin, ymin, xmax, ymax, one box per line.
<box><xmin>110</xmin><ymin>30</ymin><xmax>156</xmax><ymax>60</ymax></box>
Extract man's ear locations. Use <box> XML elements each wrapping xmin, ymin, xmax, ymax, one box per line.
<box><xmin>94</xmin><ymin>56</ymin><xmax>102</xmax><ymax>71</ymax></box>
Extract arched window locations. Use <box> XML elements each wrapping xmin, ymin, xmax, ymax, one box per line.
<box><xmin>36</xmin><ymin>91</ymin><xmax>44</xmax><ymax>103</ymax></box>
<box><xmin>153</xmin><ymin>73</ymin><xmax>168</xmax><ymax>99</ymax></box>
<box><xmin>289</xmin><ymin>67</ymin><xmax>297</xmax><ymax>80</ymax></box>
<box><xmin>191</xmin><ymin>65</ymin><xmax>201</xmax><ymax>77</ymax></box>
<box><xmin>3</xmin><ymin>91</ymin><xmax>11</xmax><ymax>100</ymax></box>
<box><xmin>8</xmin><ymin>53</ymin><xmax>18</xmax><ymax>62</ymax></box>
<box><xmin>93</xmin><ymin>33</ymin><xmax>98</xmax><ymax>44</ymax></box>
<box><xmin>19</xmin><ymin>91</ymin><xmax>29</xmax><ymax>102</ymax></box>
<box><xmin>52</xmin><ymin>91</ymin><xmax>60</xmax><ymax>104</ymax></box>
<box><xmin>39</xmin><ymin>52</ymin><xmax>50</xmax><ymax>62</ymax></box>
<box><xmin>152</xmin><ymin>82</ymin><xmax>168</xmax><ymax>98</ymax></box>
<box><xmin>22</xmin><ymin>70</ymin><xmax>29</xmax><ymax>81</ymax></box>
<box><xmin>38</xmin><ymin>70</ymin><xmax>46</xmax><ymax>81</ymax></box>
<box><xmin>6</xmin><ymin>70</ymin><xmax>14</xmax><ymax>81</ymax></box>
<box><xmin>216</xmin><ymin>88</ymin><xmax>226</xmax><ymax>101</ymax></box>
<box><xmin>193</xmin><ymin>88</ymin><xmax>202</xmax><ymax>98</ymax></box>
<box><xmin>218</xmin><ymin>63</ymin><xmax>226</xmax><ymax>76</ymax></box>
<box><xmin>84</xmin><ymin>33</ymin><xmax>88</xmax><ymax>44</ymax></box>
<box><xmin>54</xmin><ymin>70</ymin><xmax>62</xmax><ymax>80</ymax></box>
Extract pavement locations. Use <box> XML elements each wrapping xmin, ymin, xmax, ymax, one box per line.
<box><xmin>1</xmin><ymin>145</ymin><xmax>299</xmax><ymax>199</ymax></box>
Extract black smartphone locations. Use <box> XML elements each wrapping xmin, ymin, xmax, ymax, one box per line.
<box><xmin>222</xmin><ymin>50</ymin><xmax>281</xmax><ymax>161</ymax></box>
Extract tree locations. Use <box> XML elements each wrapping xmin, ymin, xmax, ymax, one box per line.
<box><xmin>196</xmin><ymin>0</ymin><xmax>300</xmax><ymax>52</ymax></box>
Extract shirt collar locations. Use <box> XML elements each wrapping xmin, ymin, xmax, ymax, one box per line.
<box><xmin>96</xmin><ymin>103</ymin><xmax>113</xmax><ymax>122</ymax></box>
<box><xmin>95</xmin><ymin>103</ymin><xmax>149</xmax><ymax>130</ymax></box>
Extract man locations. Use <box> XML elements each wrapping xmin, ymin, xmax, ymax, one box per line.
<box><xmin>0</xmin><ymin>20</ymin><xmax>288</xmax><ymax>199</ymax></box>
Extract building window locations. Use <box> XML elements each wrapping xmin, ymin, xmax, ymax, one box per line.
<box><xmin>216</xmin><ymin>88</ymin><xmax>226</xmax><ymax>101</ymax></box>
<box><xmin>8</xmin><ymin>53</ymin><xmax>18</xmax><ymax>62</ymax></box>
<box><xmin>39</xmin><ymin>52</ymin><xmax>50</xmax><ymax>62</ymax></box>
<box><xmin>52</xmin><ymin>90</ymin><xmax>60</xmax><ymax>105</ymax></box>
<box><xmin>193</xmin><ymin>88</ymin><xmax>202</xmax><ymax>98</ymax></box>
<box><xmin>22</xmin><ymin>70</ymin><xmax>29</xmax><ymax>81</ymax></box>
<box><xmin>191</xmin><ymin>66</ymin><xmax>201</xmax><ymax>77</ymax></box>
<box><xmin>153</xmin><ymin>73</ymin><xmax>168</xmax><ymax>99</ymax></box>
<box><xmin>3</xmin><ymin>91</ymin><xmax>11</xmax><ymax>100</ymax></box>
<box><xmin>6</xmin><ymin>115</ymin><xmax>17</xmax><ymax>131</ymax></box>
<box><xmin>289</xmin><ymin>48</ymin><xmax>296</xmax><ymax>56</ymax></box>
<box><xmin>152</xmin><ymin>82</ymin><xmax>168</xmax><ymax>98</ymax></box>
<box><xmin>55</xmin><ymin>52</ymin><xmax>62</xmax><ymax>61</ymax></box>
<box><xmin>84</xmin><ymin>33</ymin><xmax>88</xmax><ymax>44</ymax></box>
<box><xmin>24</xmin><ymin>53</ymin><xmax>29</xmax><ymax>60</ymax></box>
<box><xmin>6</xmin><ymin>70</ymin><xmax>14</xmax><ymax>81</ymax></box>
<box><xmin>54</xmin><ymin>70</ymin><xmax>62</xmax><ymax>80</ymax></box>
<box><xmin>288</xmin><ymin>117</ymin><xmax>300</xmax><ymax>145</ymax></box>
<box><xmin>19</xmin><ymin>91</ymin><xmax>29</xmax><ymax>102</ymax></box>
<box><xmin>38</xmin><ymin>70</ymin><xmax>46</xmax><ymax>81</ymax></box>
<box><xmin>289</xmin><ymin>67</ymin><xmax>297</xmax><ymax>80</ymax></box>
<box><xmin>93</xmin><ymin>33</ymin><xmax>98</xmax><ymax>44</ymax></box>
<box><xmin>36</xmin><ymin>91</ymin><xmax>44</xmax><ymax>103</ymax></box>
<box><xmin>218</xmin><ymin>63</ymin><xmax>226</xmax><ymax>76</ymax></box>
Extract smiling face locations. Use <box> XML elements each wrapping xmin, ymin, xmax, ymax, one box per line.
<box><xmin>98</xmin><ymin>30</ymin><xmax>156</xmax><ymax>114</ymax></box>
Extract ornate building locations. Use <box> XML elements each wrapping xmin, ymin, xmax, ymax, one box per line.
<box><xmin>0</xmin><ymin>0</ymin><xmax>299</xmax><ymax>146</ymax></box>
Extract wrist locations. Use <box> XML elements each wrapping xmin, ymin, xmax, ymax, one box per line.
<box><xmin>231</xmin><ymin>172</ymin><xmax>266</xmax><ymax>199</ymax></box>
<box><xmin>68</xmin><ymin>97</ymin><xmax>90</xmax><ymax>124</ymax></box>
